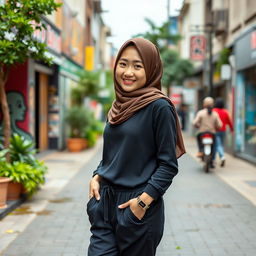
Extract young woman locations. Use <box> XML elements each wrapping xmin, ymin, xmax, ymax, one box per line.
<box><xmin>87</xmin><ymin>38</ymin><xmax>185</xmax><ymax>256</ymax></box>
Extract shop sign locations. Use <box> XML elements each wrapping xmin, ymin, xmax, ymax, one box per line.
<box><xmin>190</xmin><ymin>35</ymin><xmax>206</xmax><ymax>61</ymax></box>
<box><xmin>85</xmin><ymin>46</ymin><xmax>94</xmax><ymax>71</ymax></box>
<box><xmin>221</xmin><ymin>64</ymin><xmax>231</xmax><ymax>80</ymax></box>
<box><xmin>33</xmin><ymin>19</ymin><xmax>61</xmax><ymax>55</ymax></box>
<box><xmin>60</xmin><ymin>57</ymin><xmax>84</xmax><ymax>79</ymax></box>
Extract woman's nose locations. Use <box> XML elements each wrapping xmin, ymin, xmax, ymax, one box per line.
<box><xmin>124</xmin><ymin>67</ymin><xmax>134</xmax><ymax>77</ymax></box>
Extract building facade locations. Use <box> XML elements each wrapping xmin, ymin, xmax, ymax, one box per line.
<box><xmin>178</xmin><ymin>0</ymin><xmax>256</xmax><ymax>163</ymax></box>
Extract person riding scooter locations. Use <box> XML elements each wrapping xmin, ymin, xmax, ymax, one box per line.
<box><xmin>193</xmin><ymin>97</ymin><xmax>222</xmax><ymax>168</ymax></box>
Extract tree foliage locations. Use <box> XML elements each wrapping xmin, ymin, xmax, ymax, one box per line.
<box><xmin>162</xmin><ymin>49</ymin><xmax>194</xmax><ymax>87</ymax></box>
<box><xmin>71</xmin><ymin>71</ymin><xmax>101</xmax><ymax>106</ymax></box>
<box><xmin>134</xmin><ymin>18</ymin><xmax>181</xmax><ymax>52</ymax></box>
<box><xmin>0</xmin><ymin>0</ymin><xmax>61</xmax><ymax>66</ymax></box>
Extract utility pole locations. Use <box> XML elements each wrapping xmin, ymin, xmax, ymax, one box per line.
<box><xmin>207</xmin><ymin>10</ymin><xmax>214</xmax><ymax>98</ymax></box>
<box><xmin>207</xmin><ymin>24</ymin><xmax>214</xmax><ymax>98</ymax></box>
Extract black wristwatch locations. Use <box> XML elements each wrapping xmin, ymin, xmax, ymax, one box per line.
<box><xmin>137</xmin><ymin>196</ymin><xmax>150</xmax><ymax>210</ymax></box>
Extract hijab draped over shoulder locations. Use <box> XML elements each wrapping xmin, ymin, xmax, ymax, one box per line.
<box><xmin>108</xmin><ymin>38</ymin><xmax>186</xmax><ymax>158</ymax></box>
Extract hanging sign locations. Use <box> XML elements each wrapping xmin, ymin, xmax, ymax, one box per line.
<box><xmin>190</xmin><ymin>35</ymin><xmax>206</xmax><ymax>61</ymax></box>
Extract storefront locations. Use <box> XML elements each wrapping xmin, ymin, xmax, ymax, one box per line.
<box><xmin>29</xmin><ymin>18</ymin><xmax>62</xmax><ymax>151</ymax></box>
<box><xmin>234</xmin><ymin>27</ymin><xmax>256</xmax><ymax>163</ymax></box>
<box><xmin>59</xmin><ymin>58</ymin><xmax>84</xmax><ymax>150</ymax></box>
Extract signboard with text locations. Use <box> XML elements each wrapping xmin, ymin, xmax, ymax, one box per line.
<box><xmin>33</xmin><ymin>19</ymin><xmax>61</xmax><ymax>55</ymax></box>
<box><xmin>190</xmin><ymin>35</ymin><xmax>206</xmax><ymax>61</ymax></box>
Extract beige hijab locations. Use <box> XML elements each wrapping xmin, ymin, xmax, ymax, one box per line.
<box><xmin>108</xmin><ymin>38</ymin><xmax>185</xmax><ymax>158</ymax></box>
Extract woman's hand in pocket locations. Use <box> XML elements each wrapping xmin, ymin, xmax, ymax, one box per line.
<box><xmin>118</xmin><ymin>198</ymin><xmax>146</xmax><ymax>220</ymax></box>
<box><xmin>89</xmin><ymin>174</ymin><xmax>101</xmax><ymax>200</ymax></box>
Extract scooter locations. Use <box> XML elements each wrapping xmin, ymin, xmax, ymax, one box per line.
<box><xmin>199</xmin><ymin>132</ymin><xmax>215</xmax><ymax>173</ymax></box>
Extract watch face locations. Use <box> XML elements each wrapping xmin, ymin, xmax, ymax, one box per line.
<box><xmin>138</xmin><ymin>200</ymin><xmax>146</xmax><ymax>208</ymax></box>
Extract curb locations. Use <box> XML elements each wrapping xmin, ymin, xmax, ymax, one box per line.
<box><xmin>0</xmin><ymin>195</ymin><xmax>26</xmax><ymax>220</ymax></box>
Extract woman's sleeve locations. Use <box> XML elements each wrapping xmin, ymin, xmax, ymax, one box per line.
<box><xmin>92</xmin><ymin>160</ymin><xmax>103</xmax><ymax>177</ymax></box>
<box><xmin>143</xmin><ymin>105</ymin><xmax>178</xmax><ymax>200</ymax></box>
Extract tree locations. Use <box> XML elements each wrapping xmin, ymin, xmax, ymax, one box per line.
<box><xmin>134</xmin><ymin>18</ymin><xmax>181</xmax><ymax>52</ymax></box>
<box><xmin>0</xmin><ymin>0</ymin><xmax>61</xmax><ymax>151</ymax></box>
<box><xmin>71</xmin><ymin>71</ymin><xmax>101</xmax><ymax>106</ymax></box>
<box><xmin>161</xmin><ymin>48</ymin><xmax>194</xmax><ymax>88</ymax></box>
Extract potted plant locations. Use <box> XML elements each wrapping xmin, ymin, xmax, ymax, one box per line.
<box><xmin>0</xmin><ymin>149</ymin><xmax>11</xmax><ymax>208</ymax></box>
<box><xmin>0</xmin><ymin>134</ymin><xmax>47</xmax><ymax>200</ymax></box>
<box><xmin>0</xmin><ymin>160</ymin><xmax>47</xmax><ymax>199</ymax></box>
<box><xmin>65</xmin><ymin>106</ymin><xmax>91</xmax><ymax>152</ymax></box>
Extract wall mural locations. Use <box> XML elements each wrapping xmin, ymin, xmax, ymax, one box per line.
<box><xmin>0</xmin><ymin>91</ymin><xmax>32</xmax><ymax>141</ymax></box>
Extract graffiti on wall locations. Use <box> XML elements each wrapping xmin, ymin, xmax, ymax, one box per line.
<box><xmin>0</xmin><ymin>91</ymin><xmax>32</xmax><ymax>141</ymax></box>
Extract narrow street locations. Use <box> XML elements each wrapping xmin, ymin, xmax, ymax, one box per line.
<box><xmin>0</xmin><ymin>137</ymin><xmax>256</xmax><ymax>256</ymax></box>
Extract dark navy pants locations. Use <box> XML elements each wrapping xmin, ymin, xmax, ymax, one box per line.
<box><xmin>87</xmin><ymin>180</ymin><xmax>165</xmax><ymax>256</ymax></box>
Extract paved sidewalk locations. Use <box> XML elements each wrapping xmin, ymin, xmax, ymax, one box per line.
<box><xmin>184</xmin><ymin>134</ymin><xmax>256</xmax><ymax>206</ymax></box>
<box><xmin>0</xmin><ymin>136</ymin><xmax>256</xmax><ymax>256</ymax></box>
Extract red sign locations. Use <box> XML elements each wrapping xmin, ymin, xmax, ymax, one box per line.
<box><xmin>251</xmin><ymin>31</ymin><xmax>256</xmax><ymax>49</ymax></box>
<box><xmin>190</xmin><ymin>35</ymin><xmax>206</xmax><ymax>61</ymax></box>
<box><xmin>170</xmin><ymin>93</ymin><xmax>182</xmax><ymax>105</ymax></box>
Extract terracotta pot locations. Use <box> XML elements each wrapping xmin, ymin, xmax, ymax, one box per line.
<box><xmin>7</xmin><ymin>182</ymin><xmax>22</xmax><ymax>200</ymax></box>
<box><xmin>67</xmin><ymin>138</ymin><xmax>87</xmax><ymax>152</ymax></box>
<box><xmin>0</xmin><ymin>177</ymin><xmax>11</xmax><ymax>209</ymax></box>
<box><xmin>21</xmin><ymin>184</ymin><xmax>27</xmax><ymax>195</ymax></box>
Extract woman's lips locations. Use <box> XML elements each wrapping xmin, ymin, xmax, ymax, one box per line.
<box><xmin>123</xmin><ymin>79</ymin><xmax>135</xmax><ymax>85</ymax></box>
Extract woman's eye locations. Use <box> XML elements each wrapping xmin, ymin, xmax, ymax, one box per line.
<box><xmin>119</xmin><ymin>62</ymin><xmax>126</xmax><ymax>67</ymax></box>
<box><xmin>135</xmin><ymin>65</ymin><xmax>143</xmax><ymax>69</ymax></box>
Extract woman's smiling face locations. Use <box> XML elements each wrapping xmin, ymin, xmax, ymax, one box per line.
<box><xmin>115</xmin><ymin>45</ymin><xmax>146</xmax><ymax>92</ymax></box>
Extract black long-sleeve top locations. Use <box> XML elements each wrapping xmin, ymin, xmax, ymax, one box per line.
<box><xmin>93</xmin><ymin>98</ymin><xmax>178</xmax><ymax>200</ymax></box>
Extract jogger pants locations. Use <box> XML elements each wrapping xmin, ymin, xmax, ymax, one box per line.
<box><xmin>87</xmin><ymin>179</ymin><xmax>165</xmax><ymax>256</ymax></box>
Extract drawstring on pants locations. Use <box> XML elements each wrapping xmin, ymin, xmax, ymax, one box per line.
<box><xmin>103</xmin><ymin>185</ymin><xmax>115</xmax><ymax>223</ymax></box>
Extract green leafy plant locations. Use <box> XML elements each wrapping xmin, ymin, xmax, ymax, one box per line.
<box><xmin>0</xmin><ymin>149</ymin><xmax>9</xmax><ymax>162</ymax></box>
<box><xmin>0</xmin><ymin>160</ymin><xmax>46</xmax><ymax>197</ymax></box>
<box><xmin>0</xmin><ymin>134</ymin><xmax>47</xmax><ymax>197</ymax></box>
<box><xmin>0</xmin><ymin>0</ymin><xmax>61</xmax><ymax>151</ymax></box>
<box><xmin>9</xmin><ymin>134</ymin><xmax>37</xmax><ymax>165</ymax></box>
<box><xmin>65</xmin><ymin>107</ymin><xmax>92</xmax><ymax>138</ymax></box>
<box><xmin>84</xmin><ymin>129</ymin><xmax>98</xmax><ymax>148</ymax></box>
<box><xmin>92</xmin><ymin>121</ymin><xmax>104</xmax><ymax>135</ymax></box>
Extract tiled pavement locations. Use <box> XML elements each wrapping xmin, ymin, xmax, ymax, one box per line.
<box><xmin>1</xmin><ymin>137</ymin><xmax>256</xmax><ymax>256</ymax></box>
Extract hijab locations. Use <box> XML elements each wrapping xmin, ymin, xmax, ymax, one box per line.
<box><xmin>108</xmin><ymin>38</ymin><xmax>186</xmax><ymax>158</ymax></box>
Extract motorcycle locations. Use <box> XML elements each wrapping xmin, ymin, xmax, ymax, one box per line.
<box><xmin>199</xmin><ymin>132</ymin><xmax>215</xmax><ymax>173</ymax></box>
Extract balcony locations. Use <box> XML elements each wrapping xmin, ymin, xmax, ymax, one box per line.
<box><xmin>213</xmin><ymin>9</ymin><xmax>228</xmax><ymax>36</ymax></box>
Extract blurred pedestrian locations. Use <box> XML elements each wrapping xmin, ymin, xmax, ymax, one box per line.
<box><xmin>177</xmin><ymin>103</ymin><xmax>187</xmax><ymax>131</ymax></box>
<box><xmin>193</xmin><ymin>97</ymin><xmax>222</xmax><ymax>166</ymax></box>
<box><xmin>213</xmin><ymin>97</ymin><xmax>234</xmax><ymax>167</ymax></box>
<box><xmin>87</xmin><ymin>38</ymin><xmax>185</xmax><ymax>256</ymax></box>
